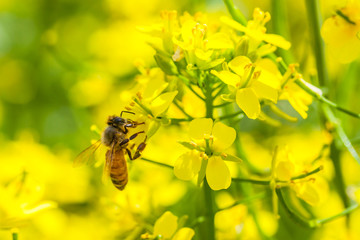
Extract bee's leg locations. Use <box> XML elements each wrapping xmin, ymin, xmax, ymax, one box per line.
<box><xmin>125</xmin><ymin>142</ymin><xmax>146</xmax><ymax>160</ymax></box>
<box><xmin>120</xmin><ymin>111</ymin><xmax>135</xmax><ymax>117</ymax></box>
<box><xmin>133</xmin><ymin>141</ymin><xmax>147</xmax><ymax>160</ymax></box>
<box><xmin>119</xmin><ymin>131</ymin><xmax>144</xmax><ymax>146</ymax></box>
<box><xmin>124</xmin><ymin>122</ymin><xmax>145</xmax><ymax>133</ymax></box>
<box><xmin>129</xmin><ymin>131</ymin><xmax>145</xmax><ymax>140</ymax></box>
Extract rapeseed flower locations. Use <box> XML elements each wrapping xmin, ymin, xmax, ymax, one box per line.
<box><xmin>174</xmin><ymin>118</ymin><xmax>238</xmax><ymax>190</ymax></box>
<box><xmin>321</xmin><ymin>0</ymin><xmax>360</xmax><ymax>63</ymax></box>
<box><xmin>221</xmin><ymin>8</ymin><xmax>291</xmax><ymax>51</ymax></box>
<box><xmin>211</xmin><ymin>56</ymin><xmax>280</xmax><ymax>119</ymax></box>
<box><xmin>141</xmin><ymin>211</ymin><xmax>194</xmax><ymax>240</ymax></box>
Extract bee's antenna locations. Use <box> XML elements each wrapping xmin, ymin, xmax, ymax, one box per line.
<box><xmin>120</xmin><ymin>111</ymin><xmax>135</xmax><ymax>117</ymax></box>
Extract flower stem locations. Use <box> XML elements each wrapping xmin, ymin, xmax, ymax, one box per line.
<box><xmin>12</xmin><ymin>232</ymin><xmax>18</xmax><ymax>240</ymax></box>
<box><xmin>305</xmin><ymin>0</ymin><xmax>329</xmax><ymax>87</ymax></box>
<box><xmin>140</xmin><ymin>158</ymin><xmax>173</xmax><ymax>169</ymax></box>
<box><xmin>216</xmin><ymin>192</ymin><xmax>267</xmax><ymax>212</ymax></box>
<box><xmin>203</xmin><ymin>179</ymin><xmax>215</xmax><ymax>240</ymax></box>
<box><xmin>276</xmin><ymin>188</ymin><xmax>360</xmax><ymax>228</ymax></box>
<box><xmin>232</xmin><ymin>166</ymin><xmax>324</xmax><ymax>185</ymax></box>
<box><xmin>222</xmin><ymin>0</ymin><xmax>247</xmax><ymax>26</ymax></box>
<box><xmin>173</xmin><ymin>100</ymin><xmax>193</xmax><ymax>119</ymax></box>
<box><xmin>201</xmin><ymin>77</ymin><xmax>216</xmax><ymax>240</ymax></box>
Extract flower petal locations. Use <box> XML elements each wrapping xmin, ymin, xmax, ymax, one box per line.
<box><xmin>172</xmin><ymin>227</ymin><xmax>195</xmax><ymax>240</ymax></box>
<box><xmin>174</xmin><ymin>151</ymin><xmax>202</xmax><ymax>181</ymax></box>
<box><xmin>207</xmin><ymin>32</ymin><xmax>233</xmax><ymax>49</ymax></box>
<box><xmin>212</xmin><ymin>122</ymin><xmax>236</xmax><ymax>152</ymax></box>
<box><xmin>251</xmin><ymin>81</ymin><xmax>278</xmax><ymax>103</ymax></box>
<box><xmin>210</xmin><ymin>70</ymin><xmax>240</xmax><ymax>87</ymax></box>
<box><xmin>189</xmin><ymin>118</ymin><xmax>213</xmax><ymax>140</ymax></box>
<box><xmin>228</xmin><ymin>56</ymin><xmax>252</xmax><ymax>77</ymax></box>
<box><xmin>206</xmin><ymin>156</ymin><xmax>231</xmax><ymax>190</ymax></box>
<box><xmin>236</xmin><ymin>88</ymin><xmax>260</xmax><ymax>119</ymax></box>
<box><xmin>151</xmin><ymin>91</ymin><xmax>178</xmax><ymax>117</ymax></box>
<box><xmin>153</xmin><ymin>211</ymin><xmax>178</xmax><ymax>238</ymax></box>
<box><xmin>262</xmin><ymin>33</ymin><xmax>291</xmax><ymax>50</ymax></box>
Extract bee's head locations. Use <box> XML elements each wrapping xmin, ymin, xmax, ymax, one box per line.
<box><xmin>107</xmin><ymin>116</ymin><xmax>127</xmax><ymax>128</ymax></box>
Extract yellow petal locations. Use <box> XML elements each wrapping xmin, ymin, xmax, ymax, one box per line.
<box><xmin>210</xmin><ymin>70</ymin><xmax>240</xmax><ymax>87</ymax></box>
<box><xmin>228</xmin><ymin>56</ymin><xmax>252</xmax><ymax>77</ymax></box>
<box><xmin>206</xmin><ymin>32</ymin><xmax>233</xmax><ymax>49</ymax></box>
<box><xmin>251</xmin><ymin>81</ymin><xmax>278</xmax><ymax>103</ymax></box>
<box><xmin>212</xmin><ymin>122</ymin><xmax>236</xmax><ymax>152</ymax></box>
<box><xmin>293</xmin><ymin>182</ymin><xmax>320</xmax><ymax>206</ymax></box>
<box><xmin>189</xmin><ymin>118</ymin><xmax>213</xmax><ymax>140</ymax></box>
<box><xmin>151</xmin><ymin>91</ymin><xmax>178</xmax><ymax>117</ymax></box>
<box><xmin>275</xmin><ymin>160</ymin><xmax>295</xmax><ymax>181</ymax></box>
<box><xmin>262</xmin><ymin>33</ymin><xmax>291</xmax><ymax>50</ymax></box>
<box><xmin>195</xmin><ymin>48</ymin><xmax>213</xmax><ymax>60</ymax></box>
<box><xmin>206</xmin><ymin>156</ymin><xmax>231</xmax><ymax>190</ymax></box>
<box><xmin>172</xmin><ymin>227</ymin><xmax>195</xmax><ymax>240</ymax></box>
<box><xmin>174</xmin><ymin>151</ymin><xmax>202</xmax><ymax>181</ymax></box>
<box><xmin>235</xmin><ymin>88</ymin><xmax>260</xmax><ymax>119</ymax></box>
<box><xmin>153</xmin><ymin>211</ymin><xmax>178</xmax><ymax>238</ymax></box>
<box><xmin>220</xmin><ymin>16</ymin><xmax>247</xmax><ymax>32</ymax></box>
<box><xmin>256</xmin><ymin>58</ymin><xmax>281</xmax><ymax>89</ymax></box>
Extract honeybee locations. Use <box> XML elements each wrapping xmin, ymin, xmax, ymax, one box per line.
<box><xmin>74</xmin><ymin>111</ymin><xmax>147</xmax><ymax>190</ymax></box>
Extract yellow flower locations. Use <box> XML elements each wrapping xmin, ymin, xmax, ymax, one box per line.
<box><xmin>221</xmin><ymin>8</ymin><xmax>291</xmax><ymax>50</ymax></box>
<box><xmin>174</xmin><ymin>118</ymin><xmax>237</xmax><ymax>190</ymax></box>
<box><xmin>278</xmin><ymin>65</ymin><xmax>313</xmax><ymax>119</ymax></box>
<box><xmin>141</xmin><ymin>211</ymin><xmax>194</xmax><ymax>240</ymax></box>
<box><xmin>125</xmin><ymin>67</ymin><xmax>179</xmax><ymax>138</ymax></box>
<box><xmin>211</xmin><ymin>56</ymin><xmax>280</xmax><ymax>119</ymax></box>
<box><xmin>0</xmin><ymin>172</ymin><xmax>56</xmax><ymax>229</ymax></box>
<box><xmin>172</xmin><ymin>17</ymin><xmax>233</xmax><ymax>69</ymax></box>
<box><xmin>321</xmin><ymin>0</ymin><xmax>360</xmax><ymax>63</ymax></box>
<box><xmin>271</xmin><ymin>146</ymin><xmax>324</xmax><ymax>207</ymax></box>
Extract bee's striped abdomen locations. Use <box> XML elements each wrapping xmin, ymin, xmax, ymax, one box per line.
<box><xmin>107</xmin><ymin>148</ymin><xmax>128</xmax><ymax>190</ymax></box>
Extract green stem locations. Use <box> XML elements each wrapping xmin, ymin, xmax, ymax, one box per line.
<box><xmin>232</xmin><ymin>166</ymin><xmax>323</xmax><ymax>185</ymax></box>
<box><xmin>140</xmin><ymin>158</ymin><xmax>173</xmax><ymax>169</ymax></box>
<box><xmin>173</xmin><ymin>100</ymin><xmax>193</xmax><ymax>119</ymax></box>
<box><xmin>12</xmin><ymin>232</ymin><xmax>18</xmax><ymax>240</ymax></box>
<box><xmin>217</xmin><ymin>110</ymin><xmax>244</xmax><ymax>121</ymax></box>
<box><xmin>322</xmin><ymin>104</ymin><xmax>360</xmax><ymax>165</ymax></box>
<box><xmin>201</xmin><ymin>79</ymin><xmax>215</xmax><ymax>240</ymax></box>
<box><xmin>177</xmin><ymin>75</ymin><xmax>206</xmax><ymax>101</ymax></box>
<box><xmin>271</xmin><ymin>0</ymin><xmax>294</xmax><ymax>63</ymax></box>
<box><xmin>311</xmin><ymin>204</ymin><xmax>359</xmax><ymax>226</ymax></box>
<box><xmin>295</xmin><ymin>79</ymin><xmax>360</xmax><ymax>119</ymax></box>
<box><xmin>213</xmin><ymin>102</ymin><xmax>232</xmax><ymax>108</ymax></box>
<box><xmin>217</xmin><ymin>192</ymin><xmax>267</xmax><ymax>212</ymax></box>
<box><xmin>203</xmin><ymin>179</ymin><xmax>215</xmax><ymax>240</ymax></box>
<box><xmin>277</xmin><ymin>188</ymin><xmax>360</xmax><ymax>228</ymax></box>
<box><xmin>222</xmin><ymin>0</ymin><xmax>247</xmax><ymax>26</ymax></box>
<box><xmin>305</xmin><ymin>0</ymin><xmax>329</xmax><ymax>87</ymax></box>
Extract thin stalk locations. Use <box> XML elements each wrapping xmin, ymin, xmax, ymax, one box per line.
<box><xmin>271</xmin><ymin>0</ymin><xmax>294</xmax><ymax>63</ymax></box>
<box><xmin>173</xmin><ymin>100</ymin><xmax>193</xmax><ymax>119</ymax></box>
<box><xmin>217</xmin><ymin>110</ymin><xmax>244</xmax><ymax>121</ymax></box>
<box><xmin>202</xmin><ymin>79</ymin><xmax>215</xmax><ymax>240</ymax></box>
<box><xmin>305</xmin><ymin>0</ymin><xmax>329</xmax><ymax>87</ymax></box>
<box><xmin>232</xmin><ymin>166</ymin><xmax>323</xmax><ymax>185</ymax></box>
<box><xmin>217</xmin><ymin>192</ymin><xmax>267</xmax><ymax>212</ymax></box>
<box><xmin>223</xmin><ymin>0</ymin><xmax>247</xmax><ymax>26</ymax></box>
<box><xmin>177</xmin><ymin>74</ymin><xmax>206</xmax><ymax>100</ymax></box>
<box><xmin>311</xmin><ymin>204</ymin><xmax>359</xmax><ymax>226</ymax></box>
<box><xmin>203</xmin><ymin>179</ymin><xmax>215</xmax><ymax>240</ymax></box>
<box><xmin>213</xmin><ymin>102</ymin><xmax>232</xmax><ymax>108</ymax></box>
<box><xmin>322</xmin><ymin>104</ymin><xmax>360</xmax><ymax>165</ymax></box>
<box><xmin>12</xmin><ymin>232</ymin><xmax>18</xmax><ymax>240</ymax></box>
<box><xmin>277</xmin><ymin>188</ymin><xmax>360</xmax><ymax>228</ymax></box>
<box><xmin>140</xmin><ymin>158</ymin><xmax>173</xmax><ymax>169</ymax></box>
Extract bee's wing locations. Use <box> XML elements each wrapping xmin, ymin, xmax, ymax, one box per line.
<box><xmin>73</xmin><ymin>139</ymin><xmax>102</xmax><ymax>167</ymax></box>
<box><xmin>102</xmin><ymin>141</ymin><xmax>116</xmax><ymax>184</ymax></box>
